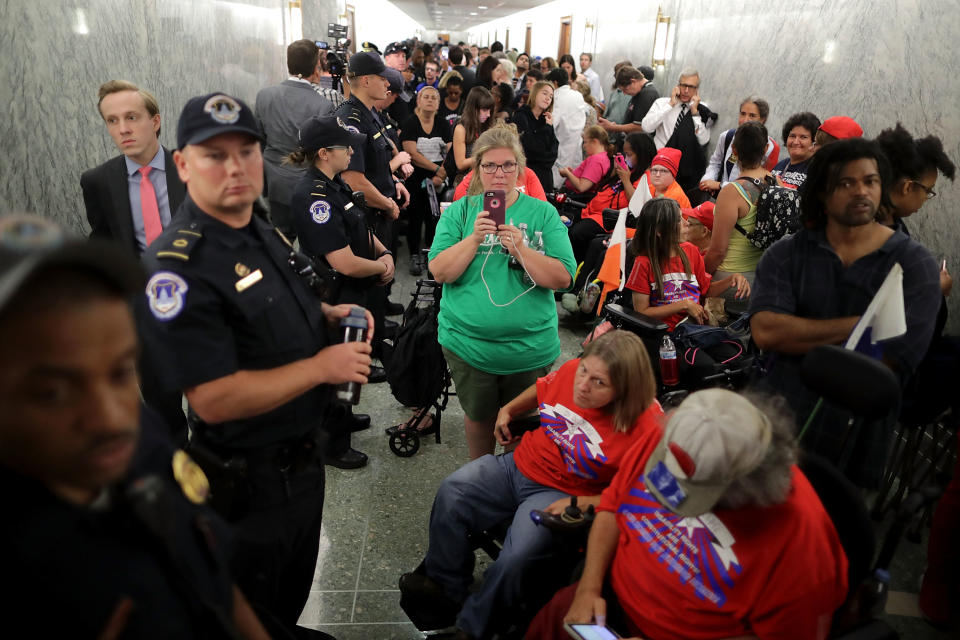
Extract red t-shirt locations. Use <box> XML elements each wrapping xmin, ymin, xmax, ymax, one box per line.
<box><xmin>581</xmin><ymin>178</ymin><xmax>639</xmax><ymax>226</ymax></box>
<box><xmin>452</xmin><ymin>166</ymin><xmax>547</xmax><ymax>201</ymax></box>
<box><xmin>564</xmin><ymin>152</ymin><xmax>611</xmax><ymax>192</ymax></box>
<box><xmin>597</xmin><ymin>428</ymin><xmax>848</xmax><ymax>640</ymax></box>
<box><xmin>513</xmin><ymin>359</ymin><xmax>663</xmax><ymax>496</ymax></box>
<box><xmin>625</xmin><ymin>242</ymin><xmax>712</xmax><ymax>330</ymax></box>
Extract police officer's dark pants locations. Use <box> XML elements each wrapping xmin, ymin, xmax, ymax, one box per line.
<box><xmin>228</xmin><ymin>451</ymin><xmax>325</xmax><ymax>635</ymax></box>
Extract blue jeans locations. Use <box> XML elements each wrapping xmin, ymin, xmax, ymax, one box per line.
<box><xmin>423</xmin><ymin>453</ymin><xmax>569</xmax><ymax>638</ymax></box>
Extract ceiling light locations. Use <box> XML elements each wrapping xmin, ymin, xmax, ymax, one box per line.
<box><xmin>478</xmin><ymin>5</ymin><xmax>487</xmax><ymax>8</ymax></box>
<box><xmin>470</xmin><ymin>11</ymin><xmax>477</xmax><ymax>15</ymax></box>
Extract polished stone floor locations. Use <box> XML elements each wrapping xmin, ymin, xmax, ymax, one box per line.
<box><xmin>297</xmin><ymin>242</ymin><xmax>954</xmax><ymax>640</ymax></box>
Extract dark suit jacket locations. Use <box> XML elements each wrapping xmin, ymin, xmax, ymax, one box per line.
<box><xmin>81</xmin><ymin>146</ymin><xmax>186</xmax><ymax>256</ymax></box>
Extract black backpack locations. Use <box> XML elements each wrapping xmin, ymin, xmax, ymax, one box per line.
<box><xmin>385</xmin><ymin>305</ymin><xmax>447</xmax><ymax>407</ymax></box>
<box><xmin>735</xmin><ymin>175</ymin><xmax>802</xmax><ymax>250</ymax></box>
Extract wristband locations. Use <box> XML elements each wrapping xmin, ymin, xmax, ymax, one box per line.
<box><xmin>379</xmin><ymin>250</ymin><xmax>393</xmax><ymax>259</ymax></box>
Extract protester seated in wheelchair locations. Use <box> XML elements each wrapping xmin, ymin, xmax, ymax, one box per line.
<box><xmin>528</xmin><ymin>389</ymin><xmax>848</xmax><ymax>640</ymax></box>
<box><xmin>626</xmin><ymin>198</ymin><xmax>749</xmax><ymax>329</ymax></box>
<box><xmin>399</xmin><ymin>330</ymin><xmax>663</xmax><ymax>640</ymax></box>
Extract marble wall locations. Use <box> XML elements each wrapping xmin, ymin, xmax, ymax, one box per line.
<box><xmin>0</xmin><ymin>0</ymin><xmax>292</xmax><ymax>232</ymax></box>
<box><xmin>473</xmin><ymin>0</ymin><xmax>960</xmax><ymax>330</ymax></box>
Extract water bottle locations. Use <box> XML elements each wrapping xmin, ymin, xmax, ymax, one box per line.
<box><xmin>532</xmin><ymin>230</ymin><xmax>545</xmax><ymax>255</ymax></box>
<box><xmin>335</xmin><ymin>307</ymin><xmax>368</xmax><ymax>405</ymax></box>
<box><xmin>509</xmin><ymin>223</ymin><xmax>530</xmax><ymax>270</ymax></box>
<box><xmin>659</xmin><ymin>334</ymin><xmax>679</xmax><ymax>386</ymax></box>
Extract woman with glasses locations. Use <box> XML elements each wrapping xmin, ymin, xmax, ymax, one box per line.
<box><xmin>428</xmin><ymin>123</ymin><xmax>576</xmax><ymax>460</ymax></box>
<box><xmin>644</xmin><ymin>147</ymin><xmax>691</xmax><ymax>208</ymax></box>
<box><xmin>399</xmin><ymin>330</ymin><xmax>662</xmax><ymax>640</ymax></box>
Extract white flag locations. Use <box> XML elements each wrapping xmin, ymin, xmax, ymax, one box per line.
<box><xmin>844</xmin><ymin>263</ymin><xmax>906</xmax><ymax>350</ymax></box>
<box><xmin>613</xmin><ymin>174</ymin><xmax>653</xmax><ymax>291</ymax></box>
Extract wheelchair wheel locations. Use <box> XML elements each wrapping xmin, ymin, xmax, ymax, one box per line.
<box><xmin>389</xmin><ymin>430</ymin><xmax>421</xmax><ymax>457</ymax></box>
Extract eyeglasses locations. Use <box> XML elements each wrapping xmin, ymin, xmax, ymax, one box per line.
<box><xmin>479</xmin><ymin>161</ymin><xmax>518</xmax><ymax>174</ymax></box>
<box><xmin>648</xmin><ymin>168</ymin><xmax>671</xmax><ymax>176</ymax></box>
<box><xmin>678</xmin><ymin>83</ymin><xmax>699</xmax><ymax>90</ymax></box>
<box><xmin>911</xmin><ymin>180</ymin><xmax>937</xmax><ymax>199</ymax></box>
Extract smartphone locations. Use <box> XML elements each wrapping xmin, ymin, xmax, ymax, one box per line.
<box><xmin>441</xmin><ymin>46</ymin><xmax>450</xmax><ymax>60</ymax></box>
<box><xmin>614</xmin><ymin>153</ymin><xmax>628</xmax><ymax>171</ymax></box>
<box><xmin>315</xmin><ymin>40</ymin><xmax>329</xmax><ymax>50</ymax></box>
<box><xmin>483</xmin><ymin>189</ymin><xmax>506</xmax><ymax>227</ymax></box>
<box><xmin>564</xmin><ymin>622</ymin><xmax>621</xmax><ymax>640</ymax></box>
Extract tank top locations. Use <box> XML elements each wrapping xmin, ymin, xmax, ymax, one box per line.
<box><xmin>717</xmin><ymin>180</ymin><xmax>764</xmax><ymax>273</ymax></box>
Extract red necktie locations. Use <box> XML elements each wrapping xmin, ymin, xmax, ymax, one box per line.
<box><xmin>139</xmin><ymin>166</ymin><xmax>163</xmax><ymax>246</ymax></box>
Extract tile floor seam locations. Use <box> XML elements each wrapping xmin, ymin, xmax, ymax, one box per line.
<box><xmin>349</xmin><ymin>468</ymin><xmax>377</xmax><ymax>623</ymax></box>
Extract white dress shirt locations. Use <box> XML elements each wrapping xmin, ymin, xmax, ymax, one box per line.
<box><xmin>641</xmin><ymin>97</ymin><xmax>711</xmax><ymax>148</ymax></box>
<box><xmin>583</xmin><ymin>67</ymin><xmax>604</xmax><ymax>103</ymax></box>
<box><xmin>552</xmin><ymin>85</ymin><xmax>587</xmax><ymax>185</ymax></box>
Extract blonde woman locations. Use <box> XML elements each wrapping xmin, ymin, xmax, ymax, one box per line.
<box><xmin>428</xmin><ymin>123</ymin><xmax>576</xmax><ymax>459</ymax></box>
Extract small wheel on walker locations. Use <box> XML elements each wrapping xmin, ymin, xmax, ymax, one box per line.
<box><xmin>389</xmin><ymin>430</ymin><xmax>421</xmax><ymax>457</ymax></box>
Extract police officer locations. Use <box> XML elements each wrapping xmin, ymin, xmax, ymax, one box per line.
<box><xmin>0</xmin><ymin>214</ymin><xmax>269</xmax><ymax>639</ymax></box>
<box><xmin>136</xmin><ymin>92</ymin><xmax>374</xmax><ymax>640</ymax></box>
<box><xmin>287</xmin><ymin>114</ymin><xmax>397</xmax><ymax>468</ymax></box>
<box><xmin>335</xmin><ymin>51</ymin><xmax>409</xmax><ymax>220</ymax></box>
<box><xmin>335</xmin><ymin>52</ymin><xmax>411</xmax><ymax>328</ymax></box>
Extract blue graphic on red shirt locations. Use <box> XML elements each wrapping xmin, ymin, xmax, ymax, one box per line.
<box><xmin>617</xmin><ymin>473</ymin><xmax>741</xmax><ymax>607</ymax></box>
<box><xmin>655</xmin><ymin>272</ymin><xmax>701</xmax><ymax>305</ymax></box>
<box><xmin>539</xmin><ymin>402</ymin><xmax>607</xmax><ymax>480</ymax></box>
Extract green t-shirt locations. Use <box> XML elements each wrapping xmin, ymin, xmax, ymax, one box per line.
<box><xmin>428</xmin><ymin>193</ymin><xmax>576</xmax><ymax>374</ymax></box>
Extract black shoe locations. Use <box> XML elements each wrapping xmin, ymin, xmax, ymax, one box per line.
<box><xmin>348</xmin><ymin>413</ymin><xmax>371</xmax><ymax>432</ymax></box>
<box><xmin>386</xmin><ymin>301</ymin><xmax>405</xmax><ymax>316</ymax></box>
<box><xmin>368</xmin><ymin>365</ymin><xmax>387</xmax><ymax>384</ymax></box>
<box><xmin>409</xmin><ymin>254</ymin><xmax>423</xmax><ymax>276</ymax></box>
<box><xmin>399</xmin><ymin>572</ymin><xmax>461</xmax><ymax>631</ymax></box>
<box><xmin>382</xmin><ymin>319</ymin><xmax>399</xmax><ymax>340</ymax></box>
<box><xmin>325</xmin><ymin>448</ymin><xmax>368</xmax><ymax>469</ymax></box>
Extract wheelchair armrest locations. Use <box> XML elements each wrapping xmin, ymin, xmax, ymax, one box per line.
<box><xmin>603</xmin><ymin>303</ymin><xmax>668</xmax><ymax>333</ymax></box>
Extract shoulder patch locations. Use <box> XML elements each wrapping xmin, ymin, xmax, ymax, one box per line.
<box><xmin>310</xmin><ymin>199</ymin><xmax>332</xmax><ymax>224</ymax></box>
<box><xmin>155</xmin><ymin>228</ymin><xmax>202</xmax><ymax>262</ymax></box>
<box><xmin>344</xmin><ymin>124</ymin><xmax>361</xmax><ymax>134</ymax></box>
<box><xmin>145</xmin><ymin>271</ymin><xmax>189</xmax><ymax>320</ymax></box>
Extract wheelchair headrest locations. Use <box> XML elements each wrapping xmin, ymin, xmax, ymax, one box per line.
<box><xmin>800</xmin><ymin>345</ymin><xmax>900</xmax><ymax>419</ymax></box>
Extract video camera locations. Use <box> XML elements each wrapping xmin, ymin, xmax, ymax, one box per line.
<box><xmin>316</xmin><ymin>23</ymin><xmax>351</xmax><ymax>91</ymax></box>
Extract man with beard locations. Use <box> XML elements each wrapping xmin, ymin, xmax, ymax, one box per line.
<box><xmin>749</xmin><ymin>138</ymin><xmax>941</xmax><ymax>486</ymax></box>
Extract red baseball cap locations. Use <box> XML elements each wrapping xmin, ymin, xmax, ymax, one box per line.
<box><xmin>681</xmin><ymin>202</ymin><xmax>715</xmax><ymax>231</ymax></box>
<box><xmin>651</xmin><ymin>147</ymin><xmax>682</xmax><ymax>177</ymax></box>
<box><xmin>819</xmin><ymin>116</ymin><xmax>863</xmax><ymax>140</ymax></box>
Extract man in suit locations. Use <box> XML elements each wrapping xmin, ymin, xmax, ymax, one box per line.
<box><xmin>254</xmin><ymin>38</ymin><xmax>335</xmax><ymax>241</ymax></box>
<box><xmin>81</xmin><ymin>80</ymin><xmax>188</xmax><ymax>444</ymax></box>
<box><xmin>81</xmin><ymin>80</ymin><xmax>185</xmax><ymax>256</ymax></box>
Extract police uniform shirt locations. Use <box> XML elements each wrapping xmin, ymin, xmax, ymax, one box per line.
<box><xmin>291</xmin><ymin>166</ymin><xmax>374</xmax><ymax>264</ymax></box>
<box><xmin>334</xmin><ymin>95</ymin><xmax>396</xmax><ymax>199</ymax></box>
<box><xmin>137</xmin><ymin>198</ymin><xmax>331</xmax><ymax>449</ymax></box>
<box><xmin>376</xmin><ymin>108</ymin><xmax>402</xmax><ymax>149</ymax></box>
<box><xmin>2</xmin><ymin>414</ymin><xmax>235</xmax><ymax>639</ymax></box>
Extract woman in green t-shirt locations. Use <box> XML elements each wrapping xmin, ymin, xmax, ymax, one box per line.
<box><xmin>429</xmin><ymin>123</ymin><xmax>576</xmax><ymax>458</ymax></box>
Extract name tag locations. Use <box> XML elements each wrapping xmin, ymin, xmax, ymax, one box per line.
<box><xmin>235</xmin><ymin>269</ymin><xmax>263</xmax><ymax>292</ymax></box>
<box><xmin>344</xmin><ymin>202</ymin><xmax>354</xmax><ymax>210</ymax></box>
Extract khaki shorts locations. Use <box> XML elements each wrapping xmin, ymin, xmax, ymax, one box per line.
<box><xmin>443</xmin><ymin>347</ymin><xmax>552</xmax><ymax>422</ymax></box>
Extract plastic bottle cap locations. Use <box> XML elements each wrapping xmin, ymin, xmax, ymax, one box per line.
<box><xmin>340</xmin><ymin>307</ymin><xmax>368</xmax><ymax>329</ymax></box>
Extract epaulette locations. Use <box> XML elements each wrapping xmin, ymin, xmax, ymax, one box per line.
<box><xmin>155</xmin><ymin>227</ymin><xmax>202</xmax><ymax>261</ymax></box>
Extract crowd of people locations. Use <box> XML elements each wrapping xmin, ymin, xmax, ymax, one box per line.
<box><xmin>1</xmin><ymin>29</ymin><xmax>957</xmax><ymax>640</ymax></box>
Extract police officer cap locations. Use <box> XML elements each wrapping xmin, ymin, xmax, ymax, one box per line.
<box><xmin>298</xmin><ymin>115</ymin><xmax>367</xmax><ymax>153</ymax></box>
<box><xmin>177</xmin><ymin>91</ymin><xmax>263</xmax><ymax>149</ymax></box>
<box><xmin>383</xmin><ymin>68</ymin><xmax>404</xmax><ymax>94</ymax></box>
<box><xmin>361</xmin><ymin>41</ymin><xmax>380</xmax><ymax>53</ymax></box>
<box><xmin>384</xmin><ymin>41</ymin><xmax>407</xmax><ymax>57</ymax></box>
<box><xmin>348</xmin><ymin>51</ymin><xmax>387</xmax><ymax>77</ymax></box>
<box><xmin>0</xmin><ymin>213</ymin><xmax>144</xmax><ymax>318</ymax></box>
